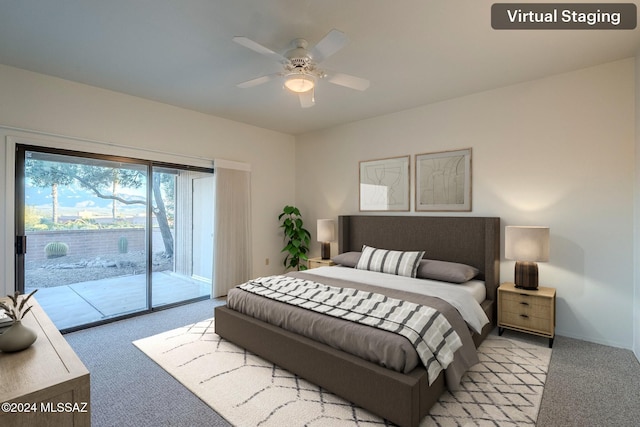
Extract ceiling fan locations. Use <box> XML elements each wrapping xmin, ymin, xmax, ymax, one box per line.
<box><xmin>233</xmin><ymin>29</ymin><xmax>370</xmax><ymax>108</ymax></box>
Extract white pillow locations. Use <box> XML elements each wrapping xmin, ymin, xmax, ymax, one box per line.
<box><xmin>356</xmin><ymin>245</ymin><xmax>424</xmax><ymax>278</ymax></box>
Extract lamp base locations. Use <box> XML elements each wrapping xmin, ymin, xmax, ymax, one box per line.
<box><xmin>514</xmin><ymin>261</ymin><xmax>539</xmax><ymax>290</ymax></box>
<box><xmin>320</xmin><ymin>242</ymin><xmax>331</xmax><ymax>260</ymax></box>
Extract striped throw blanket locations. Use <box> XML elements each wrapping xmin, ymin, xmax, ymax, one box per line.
<box><xmin>238</xmin><ymin>275</ymin><xmax>462</xmax><ymax>384</ymax></box>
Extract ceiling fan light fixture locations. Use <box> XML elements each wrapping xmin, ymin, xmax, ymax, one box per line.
<box><xmin>284</xmin><ymin>73</ymin><xmax>315</xmax><ymax>93</ymax></box>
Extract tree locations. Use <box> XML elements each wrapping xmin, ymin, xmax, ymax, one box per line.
<box><xmin>152</xmin><ymin>173</ymin><xmax>174</xmax><ymax>257</ymax></box>
<box><xmin>25</xmin><ymin>158</ymin><xmax>175</xmax><ymax>257</ymax></box>
<box><xmin>26</xmin><ymin>160</ymin><xmax>76</xmax><ymax>223</ymax></box>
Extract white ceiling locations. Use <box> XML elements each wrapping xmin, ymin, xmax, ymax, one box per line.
<box><xmin>0</xmin><ymin>1</ymin><xmax>638</xmax><ymax>135</ymax></box>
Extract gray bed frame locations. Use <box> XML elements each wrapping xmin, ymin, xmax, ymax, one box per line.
<box><xmin>215</xmin><ymin>215</ymin><xmax>500</xmax><ymax>427</ymax></box>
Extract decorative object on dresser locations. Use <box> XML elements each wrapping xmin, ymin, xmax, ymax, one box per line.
<box><xmin>415</xmin><ymin>148</ymin><xmax>472</xmax><ymax>212</ymax></box>
<box><xmin>316</xmin><ymin>219</ymin><xmax>335</xmax><ymax>259</ymax></box>
<box><xmin>505</xmin><ymin>225</ymin><xmax>550</xmax><ymax>290</ymax></box>
<box><xmin>359</xmin><ymin>155</ymin><xmax>410</xmax><ymax>211</ymax></box>
<box><xmin>0</xmin><ymin>296</ymin><xmax>90</xmax><ymax>427</ymax></box>
<box><xmin>498</xmin><ymin>282</ymin><xmax>556</xmax><ymax>347</ymax></box>
<box><xmin>307</xmin><ymin>257</ymin><xmax>336</xmax><ymax>269</ymax></box>
<box><xmin>278</xmin><ymin>205</ymin><xmax>311</xmax><ymax>271</ymax></box>
<box><xmin>0</xmin><ymin>290</ymin><xmax>38</xmax><ymax>352</ymax></box>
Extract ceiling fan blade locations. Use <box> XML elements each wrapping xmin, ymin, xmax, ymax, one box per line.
<box><xmin>237</xmin><ymin>73</ymin><xmax>278</xmax><ymax>89</ymax></box>
<box><xmin>233</xmin><ymin>36</ymin><xmax>286</xmax><ymax>63</ymax></box>
<box><xmin>326</xmin><ymin>72</ymin><xmax>370</xmax><ymax>91</ymax></box>
<box><xmin>299</xmin><ymin>88</ymin><xmax>315</xmax><ymax>108</ymax></box>
<box><xmin>310</xmin><ymin>29</ymin><xmax>347</xmax><ymax>63</ymax></box>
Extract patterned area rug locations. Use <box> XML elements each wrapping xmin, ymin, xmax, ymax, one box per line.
<box><xmin>133</xmin><ymin>319</ymin><xmax>552</xmax><ymax>427</ymax></box>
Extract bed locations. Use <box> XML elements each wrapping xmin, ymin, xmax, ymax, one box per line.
<box><xmin>215</xmin><ymin>215</ymin><xmax>500</xmax><ymax>427</ymax></box>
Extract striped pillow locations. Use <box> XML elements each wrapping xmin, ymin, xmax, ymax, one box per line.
<box><xmin>356</xmin><ymin>245</ymin><xmax>424</xmax><ymax>278</ymax></box>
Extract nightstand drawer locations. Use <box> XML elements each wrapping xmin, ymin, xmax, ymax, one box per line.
<box><xmin>501</xmin><ymin>290</ymin><xmax>548</xmax><ymax>305</ymax></box>
<box><xmin>500</xmin><ymin>295</ymin><xmax>552</xmax><ymax>318</ymax></box>
<box><xmin>308</xmin><ymin>257</ymin><xmax>336</xmax><ymax>269</ymax></box>
<box><xmin>500</xmin><ymin>311</ymin><xmax>552</xmax><ymax>335</ymax></box>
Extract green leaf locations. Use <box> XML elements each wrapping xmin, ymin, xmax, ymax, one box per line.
<box><xmin>278</xmin><ymin>205</ymin><xmax>311</xmax><ymax>272</ymax></box>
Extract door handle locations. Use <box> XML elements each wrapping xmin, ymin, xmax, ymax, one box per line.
<box><xmin>16</xmin><ymin>235</ymin><xmax>27</xmax><ymax>255</ymax></box>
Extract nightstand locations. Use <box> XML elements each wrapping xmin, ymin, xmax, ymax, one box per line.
<box><xmin>307</xmin><ymin>257</ymin><xmax>336</xmax><ymax>269</ymax></box>
<box><xmin>498</xmin><ymin>282</ymin><xmax>556</xmax><ymax>348</ymax></box>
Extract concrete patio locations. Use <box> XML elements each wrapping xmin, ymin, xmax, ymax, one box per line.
<box><xmin>29</xmin><ymin>272</ymin><xmax>211</xmax><ymax>330</ymax></box>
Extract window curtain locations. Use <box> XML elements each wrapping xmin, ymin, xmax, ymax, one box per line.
<box><xmin>212</xmin><ymin>163</ymin><xmax>252</xmax><ymax>297</ymax></box>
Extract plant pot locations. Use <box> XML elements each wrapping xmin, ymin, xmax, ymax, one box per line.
<box><xmin>0</xmin><ymin>321</ymin><xmax>38</xmax><ymax>352</ymax></box>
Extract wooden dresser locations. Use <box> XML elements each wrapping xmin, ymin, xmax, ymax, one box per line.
<box><xmin>0</xmin><ymin>297</ymin><xmax>90</xmax><ymax>427</ymax></box>
<box><xmin>498</xmin><ymin>282</ymin><xmax>556</xmax><ymax>348</ymax></box>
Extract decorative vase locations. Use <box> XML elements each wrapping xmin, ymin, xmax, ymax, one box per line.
<box><xmin>0</xmin><ymin>321</ymin><xmax>37</xmax><ymax>352</ymax></box>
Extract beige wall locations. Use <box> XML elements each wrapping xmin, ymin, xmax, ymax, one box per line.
<box><xmin>0</xmin><ymin>64</ymin><xmax>295</xmax><ymax>296</ymax></box>
<box><xmin>635</xmin><ymin>53</ymin><xmax>640</xmax><ymax>360</ymax></box>
<box><xmin>0</xmin><ymin>58</ymin><xmax>636</xmax><ymax>351</ymax></box>
<box><xmin>296</xmin><ymin>58</ymin><xmax>635</xmax><ymax>349</ymax></box>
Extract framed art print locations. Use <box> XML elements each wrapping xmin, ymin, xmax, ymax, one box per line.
<box><xmin>415</xmin><ymin>148</ymin><xmax>471</xmax><ymax>211</ymax></box>
<box><xmin>359</xmin><ymin>155</ymin><xmax>410</xmax><ymax>211</ymax></box>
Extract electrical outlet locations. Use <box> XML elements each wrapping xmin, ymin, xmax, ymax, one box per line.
<box><xmin>265</xmin><ymin>258</ymin><xmax>269</xmax><ymax>266</ymax></box>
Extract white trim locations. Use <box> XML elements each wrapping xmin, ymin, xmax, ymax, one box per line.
<box><xmin>214</xmin><ymin>158</ymin><xmax>252</xmax><ymax>171</ymax></box>
<box><xmin>2</xmin><ymin>139</ymin><xmax>16</xmax><ymax>296</ymax></box>
<box><xmin>0</xmin><ymin>125</ymin><xmax>214</xmax><ymax>169</ymax></box>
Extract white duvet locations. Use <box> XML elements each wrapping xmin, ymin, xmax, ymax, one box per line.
<box><xmin>303</xmin><ymin>266</ymin><xmax>490</xmax><ymax>334</ymax></box>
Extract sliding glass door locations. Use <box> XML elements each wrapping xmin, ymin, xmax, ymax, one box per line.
<box><xmin>150</xmin><ymin>167</ymin><xmax>213</xmax><ymax>307</ymax></box>
<box><xmin>15</xmin><ymin>145</ymin><xmax>213</xmax><ymax>331</ymax></box>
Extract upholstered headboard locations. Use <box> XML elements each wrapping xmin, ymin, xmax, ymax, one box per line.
<box><xmin>338</xmin><ymin>215</ymin><xmax>501</xmax><ymax>308</ymax></box>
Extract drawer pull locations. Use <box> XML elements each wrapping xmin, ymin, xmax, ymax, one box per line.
<box><xmin>520</xmin><ymin>314</ymin><xmax>529</xmax><ymax>319</ymax></box>
<box><xmin>520</xmin><ymin>302</ymin><xmax>529</xmax><ymax>306</ymax></box>
<box><xmin>519</xmin><ymin>293</ymin><xmax>529</xmax><ymax>297</ymax></box>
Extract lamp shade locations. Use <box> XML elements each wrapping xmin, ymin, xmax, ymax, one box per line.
<box><xmin>317</xmin><ymin>219</ymin><xmax>335</xmax><ymax>242</ymax></box>
<box><xmin>505</xmin><ymin>226</ymin><xmax>550</xmax><ymax>262</ymax></box>
<box><xmin>284</xmin><ymin>74</ymin><xmax>315</xmax><ymax>93</ymax></box>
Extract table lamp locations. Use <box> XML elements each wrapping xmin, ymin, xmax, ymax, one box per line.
<box><xmin>505</xmin><ymin>226</ymin><xmax>550</xmax><ymax>290</ymax></box>
<box><xmin>317</xmin><ymin>219</ymin><xmax>335</xmax><ymax>260</ymax></box>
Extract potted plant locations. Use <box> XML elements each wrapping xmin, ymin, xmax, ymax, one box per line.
<box><xmin>0</xmin><ymin>289</ymin><xmax>38</xmax><ymax>352</ymax></box>
<box><xmin>278</xmin><ymin>205</ymin><xmax>311</xmax><ymax>271</ymax></box>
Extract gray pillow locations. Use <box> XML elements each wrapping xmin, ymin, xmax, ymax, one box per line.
<box><xmin>355</xmin><ymin>245</ymin><xmax>424</xmax><ymax>278</ymax></box>
<box><xmin>333</xmin><ymin>251</ymin><xmax>479</xmax><ymax>283</ymax></box>
<box><xmin>416</xmin><ymin>259</ymin><xmax>479</xmax><ymax>283</ymax></box>
<box><xmin>331</xmin><ymin>251</ymin><xmax>361</xmax><ymax>267</ymax></box>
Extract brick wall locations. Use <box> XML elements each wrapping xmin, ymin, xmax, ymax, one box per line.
<box><xmin>25</xmin><ymin>228</ymin><xmax>166</xmax><ymax>262</ymax></box>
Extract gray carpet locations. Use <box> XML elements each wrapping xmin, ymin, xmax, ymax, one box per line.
<box><xmin>65</xmin><ymin>299</ymin><xmax>640</xmax><ymax>427</ymax></box>
<box><xmin>65</xmin><ymin>298</ymin><xmax>231</xmax><ymax>427</ymax></box>
<box><xmin>537</xmin><ymin>334</ymin><xmax>640</xmax><ymax>427</ymax></box>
